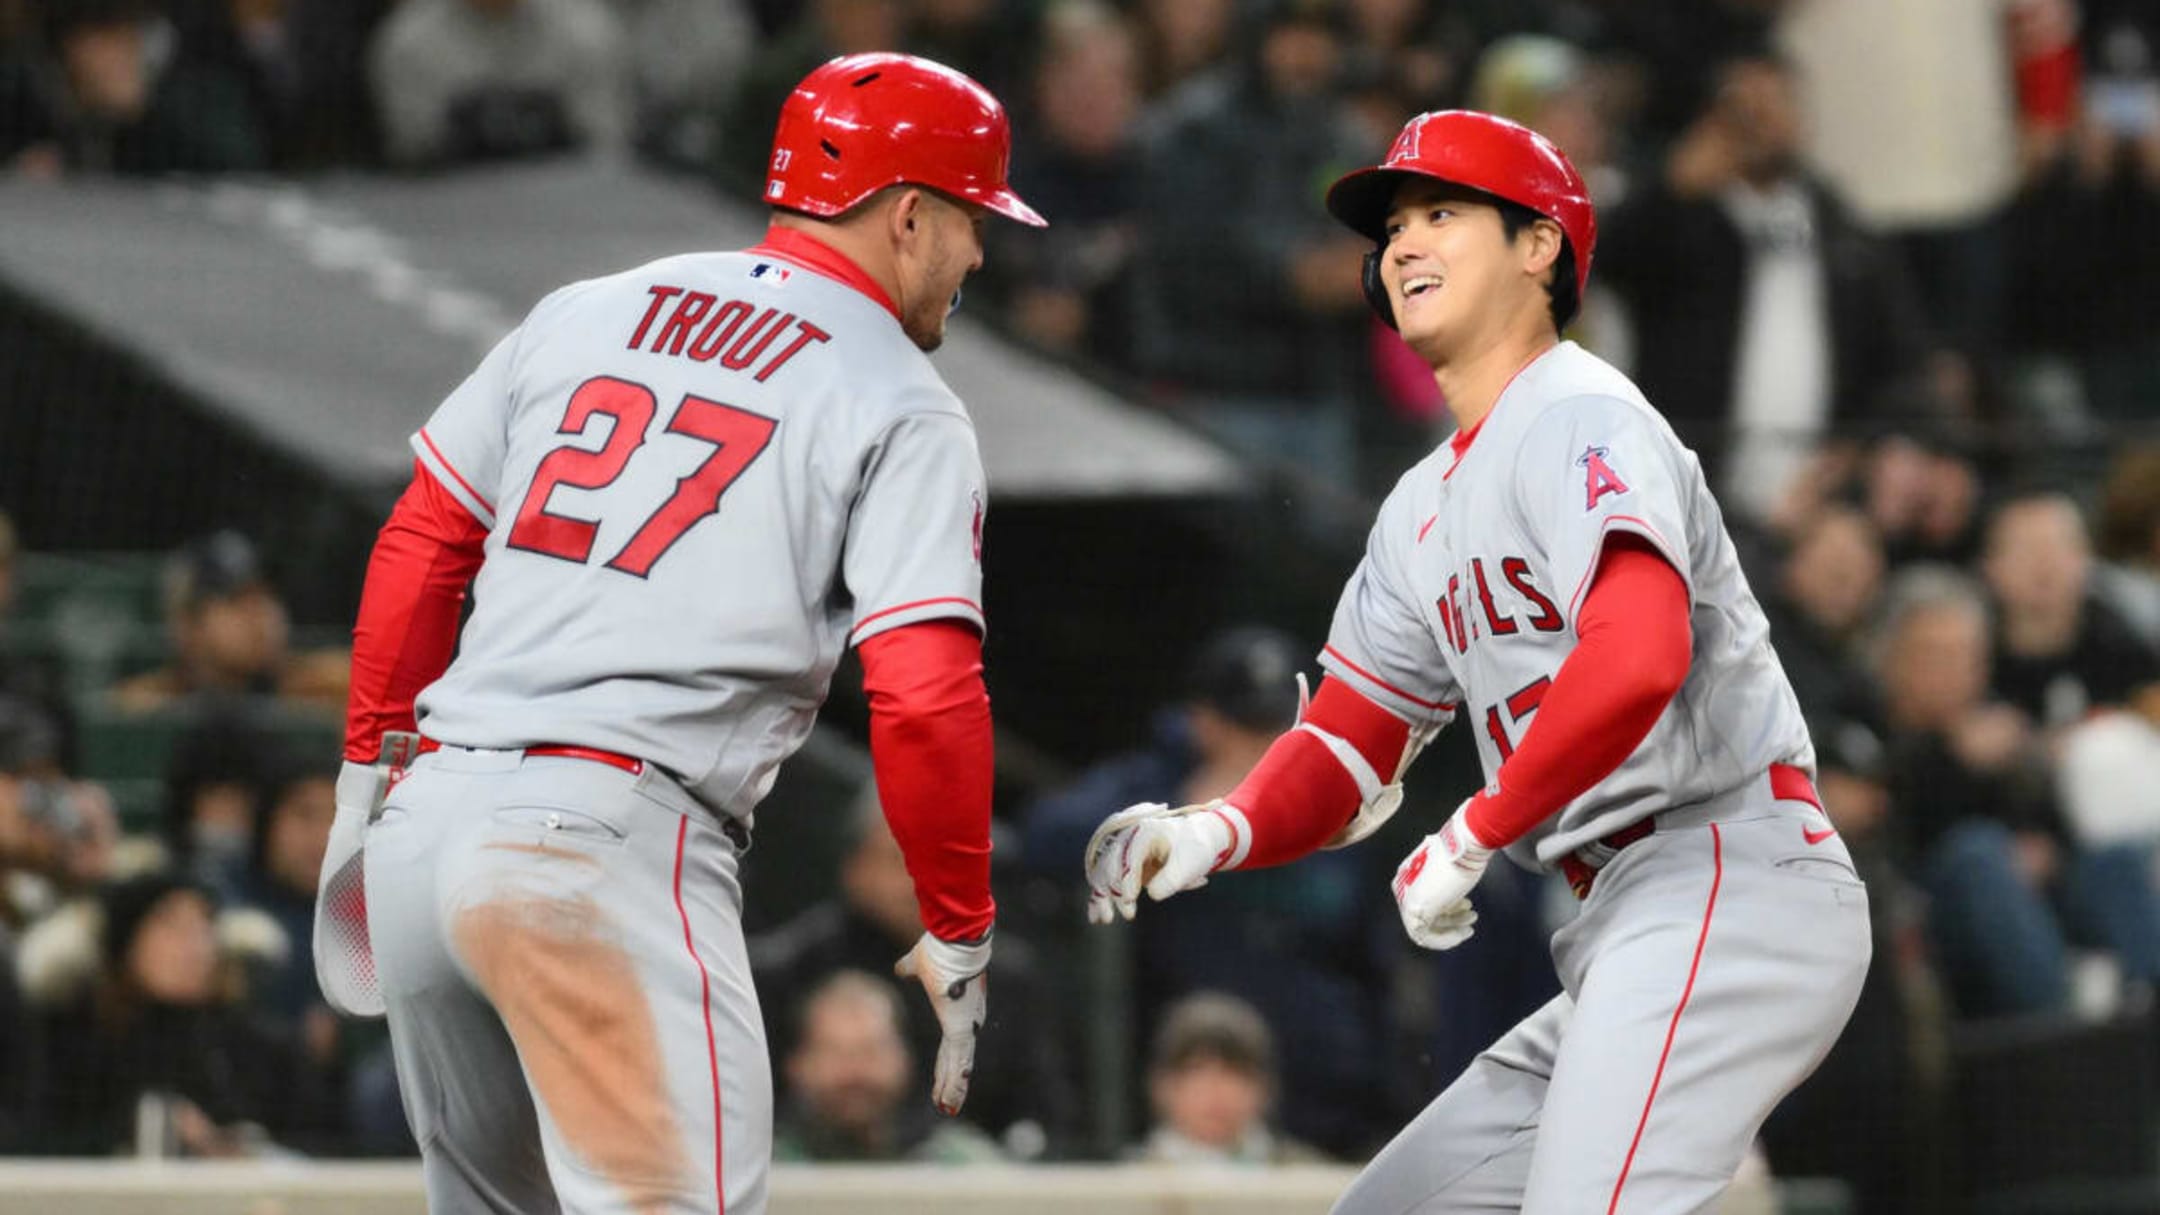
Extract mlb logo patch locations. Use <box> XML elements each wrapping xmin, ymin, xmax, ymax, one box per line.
<box><xmin>749</xmin><ymin>262</ymin><xmax>792</xmax><ymax>285</ymax></box>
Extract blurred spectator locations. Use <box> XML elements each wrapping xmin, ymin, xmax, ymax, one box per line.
<box><xmin>1859</xmin><ymin>432</ymin><xmax>1983</xmax><ymax>568</ymax></box>
<box><xmin>0</xmin><ymin>0</ymin><xmax>270</xmax><ymax>176</ymax></box>
<box><xmin>2006</xmin><ymin>5</ymin><xmax>2160</xmax><ymax>423</ymax></box>
<box><xmin>108</xmin><ymin>530</ymin><xmax>348</xmax><ymax>715</ymax></box>
<box><xmin>1980</xmin><ymin>489</ymin><xmax>2160</xmax><ymax>730</ymax></box>
<box><xmin>1461</xmin><ymin>33</ymin><xmax>1631</xmax><ymax>369</ymax></box>
<box><xmin>1761</xmin><ymin>504</ymin><xmax>1886</xmax><ymax>724</ymax></box>
<box><xmin>164</xmin><ymin>0</ymin><xmax>398</xmax><ymax>170</ymax></box>
<box><xmin>1776</xmin><ymin>0</ymin><xmax>2025</xmax><ymax>352</ymax></box>
<box><xmin>1594</xmin><ymin>0</ymin><xmax>1787</xmax><ymax>142</ymax></box>
<box><xmin>12</xmin><ymin>871</ymin><xmax>338</xmax><ymax>1155</ymax></box>
<box><xmin>1128</xmin><ymin>0</ymin><xmax>1375</xmax><ymax>482</ymax></box>
<box><xmin>1133</xmin><ymin>0</ymin><xmax>1237</xmax><ymax>98</ymax></box>
<box><xmin>1597</xmin><ymin>51</ymin><xmax>1937</xmax><ymax>521</ymax></box>
<box><xmin>772</xmin><ymin>970</ymin><xmax>1006</xmax><ymax>1163</ymax></box>
<box><xmin>368</xmin><ymin>0</ymin><xmax>631</xmax><ymax>168</ymax></box>
<box><xmin>1340</xmin><ymin>0</ymin><xmax>1457</xmax><ymax>116</ymax></box>
<box><xmin>0</xmin><ymin>696</ymin><xmax>120</xmax><ymax>921</ymax></box>
<box><xmin>723</xmin><ymin>0</ymin><xmax>902</xmax><ymax>190</ymax></box>
<box><xmin>753</xmin><ymin>786</ymin><xmax>1073</xmax><ymax>1155</ymax></box>
<box><xmin>1130</xmin><ymin>991</ymin><xmax>1325</xmax><ymax>1165</ymax></box>
<box><xmin>0</xmin><ymin>512</ymin><xmax>73</xmax><ymax>772</ymax></box>
<box><xmin>1022</xmin><ymin>626</ymin><xmax>1305</xmax><ymax>876</ymax></box>
<box><xmin>158</xmin><ymin>707</ymin><xmax>271</xmax><ymax>897</ymax></box>
<box><xmin>1875</xmin><ymin>566</ymin><xmax>2160</xmax><ymax>1018</ymax></box>
<box><xmin>2096</xmin><ymin>445</ymin><xmax>2160</xmax><ymax>645</ymax></box>
<box><xmin>988</xmin><ymin>0</ymin><xmax>1144</xmax><ymax>362</ymax></box>
<box><xmin>607</xmin><ymin>0</ymin><xmax>757</xmax><ymax>169</ymax></box>
<box><xmin>905</xmin><ymin>0</ymin><xmax>1034</xmax><ymax>99</ymax></box>
<box><xmin>235</xmin><ymin>751</ymin><xmax>335</xmax><ymax>1028</ymax></box>
<box><xmin>1021</xmin><ymin>627</ymin><xmax>1429</xmax><ymax>1155</ymax></box>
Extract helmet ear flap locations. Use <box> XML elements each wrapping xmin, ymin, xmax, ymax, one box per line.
<box><xmin>1362</xmin><ymin>246</ymin><xmax>1396</xmax><ymax>330</ymax></box>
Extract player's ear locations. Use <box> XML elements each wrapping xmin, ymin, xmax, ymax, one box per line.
<box><xmin>1521</xmin><ymin>218</ymin><xmax>1563</xmax><ymax>286</ymax></box>
<box><xmin>878</xmin><ymin>187</ymin><xmax>920</xmax><ymax>248</ymax></box>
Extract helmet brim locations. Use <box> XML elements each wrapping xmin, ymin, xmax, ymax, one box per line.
<box><xmin>977</xmin><ymin>186</ymin><xmax>1047</xmax><ymax>228</ymax></box>
<box><xmin>1325</xmin><ymin>166</ymin><xmax>1444</xmax><ymax>243</ymax></box>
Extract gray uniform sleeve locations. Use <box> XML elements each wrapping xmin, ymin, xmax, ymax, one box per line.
<box><xmin>1321</xmin><ymin>475</ymin><xmax>1462</xmax><ymax>726</ymax></box>
<box><xmin>410</xmin><ymin>326</ymin><xmax>522</xmax><ymax>527</ymax></box>
<box><xmin>844</xmin><ymin>412</ymin><xmax>988</xmax><ymax>645</ymax></box>
<box><xmin>1518</xmin><ymin>395</ymin><xmax>1697</xmax><ymax>626</ymax></box>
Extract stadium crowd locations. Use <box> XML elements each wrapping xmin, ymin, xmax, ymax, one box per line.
<box><xmin>0</xmin><ymin>0</ymin><xmax>2158</xmax><ymax>1211</ymax></box>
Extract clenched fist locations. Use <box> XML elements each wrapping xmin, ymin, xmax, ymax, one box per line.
<box><xmin>1393</xmin><ymin>798</ymin><xmax>1496</xmax><ymax>950</ymax></box>
<box><xmin>1083</xmin><ymin>801</ymin><xmax>1245</xmax><ymax>924</ymax></box>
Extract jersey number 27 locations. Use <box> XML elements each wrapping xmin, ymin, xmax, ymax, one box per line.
<box><xmin>507</xmin><ymin>375</ymin><xmax>777</xmax><ymax>578</ymax></box>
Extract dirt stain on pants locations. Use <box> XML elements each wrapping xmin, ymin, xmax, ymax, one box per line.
<box><xmin>456</xmin><ymin>893</ymin><xmax>691</xmax><ymax>1215</ymax></box>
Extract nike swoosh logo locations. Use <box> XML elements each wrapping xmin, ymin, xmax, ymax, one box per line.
<box><xmin>1803</xmin><ymin>825</ymin><xmax>1836</xmax><ymax>846</ymax></box>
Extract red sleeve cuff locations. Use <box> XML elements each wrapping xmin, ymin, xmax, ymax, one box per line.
<box><xmin>1223</xmin><ymin>675</ymin><xmax>1415</xmax><ymax>869</ymax></box>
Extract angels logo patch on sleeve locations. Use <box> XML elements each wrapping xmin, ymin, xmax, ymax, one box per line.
<box><xmin>1578</xmin><ymin>445</ymin><xmax>1630</xmax><ymax>510</ymax></box>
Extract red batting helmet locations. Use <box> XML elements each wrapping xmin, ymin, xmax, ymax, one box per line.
<box><xmin>765</xmin><ymin>52</ymin><xmax>1046</xmax><ymax>228</ymax></box>
<box><xmin>1325</xmin><ymin>110</ymin><xmax>1596</xmax><ymax>301</ymax></box>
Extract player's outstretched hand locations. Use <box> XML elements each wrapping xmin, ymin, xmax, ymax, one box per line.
<box><xmin>1083</xmin><ymin>801</ymin><xmax>1235</xmax><ymax>924</ymax></box>
<box><xmin>895</xmin><ymin>931</ymin><xmax>991</xmax><ymax>1117</ymax></box>
<box><xmin>1393</xmin><ymin>798</ymin><xmax>1496</xmax><ymax>950</ymax></box>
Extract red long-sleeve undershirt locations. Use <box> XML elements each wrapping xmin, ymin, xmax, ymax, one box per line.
<box><xmin>1225</xmin><ymin>534</ymin><xmax>1693</xmax><ymax>864</ymax></box>
<box><xmin>858</xmin><ymin>621</ymin><xmax>996</xmax><ymax>942</ymax></box>
<box><xmin>344</xmin><ymin>461</ymin><xmax>489</xmax><ymax>762</ymax></box>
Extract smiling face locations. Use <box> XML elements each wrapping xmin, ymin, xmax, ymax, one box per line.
<box><xmin>1380</xmin><ymin>177</ymin><xmax>1561</xmax><ymax>361</ymax></box>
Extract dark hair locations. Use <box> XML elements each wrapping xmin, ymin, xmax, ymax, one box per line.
<box><xmin>1185</xmin><ymin>626</ymin><xmax>1303</xmax><ymax>731</ymax></box>
<box><xmin>100</xmin><ymin>871</ymin><xmax>216</xmax><ymax>972</ymax></box>
<box><xmin>1149</xmin><ymin>992</ymin><xmax>1276</xmax><ymax>1080</ymax></box>
<box><xmin>1493</xmin><ymin>197</ymin><xmax>1579</xmax><ymax>332</ymax></box>
<box><xmin>43</xmin><ymin>0</ymin><xmax>151</xmax><ymax>42</ymax></box>
<box><xmin>250</xmin><ymin>747</ymin><xmax>340</xmax><ymax>875</ymax></box>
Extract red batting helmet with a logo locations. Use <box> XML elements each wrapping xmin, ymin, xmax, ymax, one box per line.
<box><xmin>1326</xmin><ymin>110</ymin><xmax>1595</xmax><ymax>319</ymax></box>
<box><xmin>765</xmin><ymin>52</ymin><xmax>1046</xmax><ymax>228</ymax></box>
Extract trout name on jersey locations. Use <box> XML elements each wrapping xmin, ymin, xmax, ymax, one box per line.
<box><xmin>1434</xmin><ymin>555</ymin><xmax>1564</xmax><ymax>655</ymax></box>
<box><xmin>626</xmin><ymin>284</ymin><xmax>832</xmax><ymax>381</ymax></box>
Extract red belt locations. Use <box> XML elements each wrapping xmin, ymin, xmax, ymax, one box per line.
<box><xmin>1557</xmin><ymin>763</ymin><xmax>1819</xmax><ymax>900</ymax></box>
<box><xmin>414</xmin><ymin>737</ymin><xmax>645</xmax><ymax>775</ymax></box>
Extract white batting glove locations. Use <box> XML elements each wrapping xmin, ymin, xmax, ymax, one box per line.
<box><xmin>312</xmin><ymin>732</ymin><xmax>422</xmax><ymax>1018</ymax></box>
<box><xmin>1393</xmin><ymin>798</ymin><xmax>1497</xmax><ymax>951</ymax></box>
<box><xmin>1083</xmin><ymin>800</ymin><xmax>1247</xmax><ymax>924</ymax></box>
<box><xmin>894</xmin><ymin>931</ymin><xmax>991</xmax><ymax>1116</ymax></box>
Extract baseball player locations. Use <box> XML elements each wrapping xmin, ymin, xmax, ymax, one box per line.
<box><xmin>1086</xmin><ymin>111</ymin><xmax>1872</xmax><ymax>1213</ymax></box>
<box><xmin>311</xmin><ymin>53</ymin><xmax>1044</xmax><ymax>1214</ymax></box>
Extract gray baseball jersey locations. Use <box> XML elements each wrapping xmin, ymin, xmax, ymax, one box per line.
<box><xmin>1319</xmin><ymin>341</ymin><xmax>1867</xmax><ymax>1214</ymax></box>
<box><xmin>411</xmin><ymin>248</ymin><xmax>987</xmax><ymax>820</ymax></box>
<box><xmin>1320</xmin><ymin>340</ymin><xmax>1814</xmax><ymax>870</ymax></box>
<box><xmin>368</xmin><ymin>239</ymin><xmax>987</xmax><ymax>1215</ymax></box>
